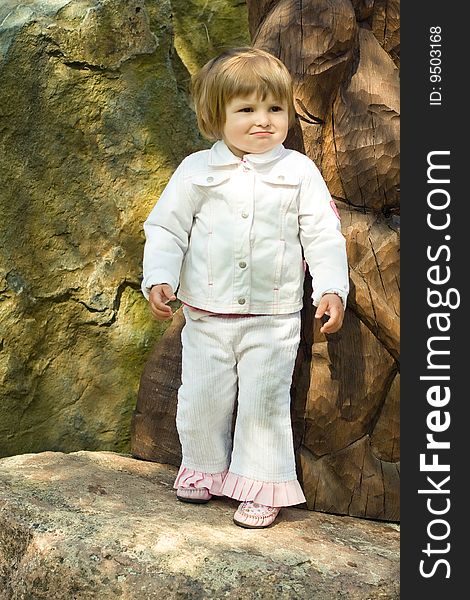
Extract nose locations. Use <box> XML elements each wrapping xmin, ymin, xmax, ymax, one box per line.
<box><xmin>255</xmin><ymin>111</ymin><xmax>270</xmax><ymax>128</ymax></box>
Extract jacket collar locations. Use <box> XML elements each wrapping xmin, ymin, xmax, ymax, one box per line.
<box><xmin>208</xmin><ymin>140</ymin><xmax>286</xmax><ymax>166</ymax></box>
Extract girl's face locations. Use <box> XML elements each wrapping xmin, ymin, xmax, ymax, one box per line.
<box><xmin>222</xmin><ymin>92</ymin><xmax>289</xmax><ymax>157</ymax></box>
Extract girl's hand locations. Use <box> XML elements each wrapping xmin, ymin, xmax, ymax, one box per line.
<box><xmin>149</xmin><ymin>284</ymin><xmax>176</xmax><ymax>320</ymax></box>
<box><xmin>315</xmin><ymin>294</ymin><xmax>344</xmax><ymax>334</ymax></box>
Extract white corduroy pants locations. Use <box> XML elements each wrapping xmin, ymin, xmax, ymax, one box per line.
<box><xmin>176</xmin><ymin>307</ymin><xmax>301</xmax><ymax>483</ymax></box>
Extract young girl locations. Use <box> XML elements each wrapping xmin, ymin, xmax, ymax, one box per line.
<box><xmin>141</xmin><ymin>47</ymin><xmax>349</xmax><ymax>528</ymax></box>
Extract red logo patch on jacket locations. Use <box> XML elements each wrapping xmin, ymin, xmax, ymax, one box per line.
<box><xmin>330</xmin><ymin>199</ymin><xmax>340</xmax><ymax>219</ymax></box>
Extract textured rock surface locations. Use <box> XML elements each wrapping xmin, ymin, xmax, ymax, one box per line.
<box><xmin>0</xmin><ymin>0</ymin><xmax>249</xmax><ymax>458</ymax></box>
<box><xmin>172</xmin><ymin>0</ymin><xmax>250</xmax><ymax>75</ymax></box>
<box><xmin>0</xmin><ymin>451</ymin><xmax>400</xmax><ymax>599</ymax></box>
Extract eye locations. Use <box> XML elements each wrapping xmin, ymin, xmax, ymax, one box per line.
<box><xmin>239</xmin><ymin>107</ymin><xmax>253</xmax><ymax>112</ymax></box>
<box><xmin>270</xmin><ymin>106</ymin><xmax>283</xmax><ymax>112</ymax></box>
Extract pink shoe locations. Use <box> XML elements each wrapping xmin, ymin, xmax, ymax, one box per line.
<box><xmin>233</xmin><ymin>501</ymin><xmax>281</xmax><ymax>529</ymax></box>
<box><xmin>176</xmin><ymin>486</ymin><xmax>212</xmax><ymax>504</ymax></box>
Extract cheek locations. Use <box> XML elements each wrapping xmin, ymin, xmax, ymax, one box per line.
<box><xmin>279</xmin><ymin>119</ymin><xmax>289</xmax><ymax>135</ymax></box>
<box><xmin>226</xmin><ymin>120</ymin><xmax>243</xmax><ymax>134</ymax></box>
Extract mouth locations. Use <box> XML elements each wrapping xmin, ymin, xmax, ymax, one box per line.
<box><xmin>250</xmin><ymin>131</ymin><xmax>273</xmax><ymax>136</ymax></box>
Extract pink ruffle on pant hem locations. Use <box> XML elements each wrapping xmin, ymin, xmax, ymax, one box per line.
<box><xmin>220</xmin><ymin>471</ymin><xmax>306</xmax><ymax>507</ymax></box>
<box><xmin>173</xmin><ymin>466</ymin><xmax>228</xmax><ymax>496</ymax></box>
<box><xmin>173</xmin><ymin>465</ymin><xmax>306</xmax><ymax>507</ymax></box>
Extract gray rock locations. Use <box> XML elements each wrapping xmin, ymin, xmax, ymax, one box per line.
<box><xmin>0</xmin><ymin>1</ymin><xmax>72</xmax><ymax>61</ymax></box>
<box><xmin>0</xmin><ymin>451</ymin><xmax>399</xmax><ymax>599</ymax></box>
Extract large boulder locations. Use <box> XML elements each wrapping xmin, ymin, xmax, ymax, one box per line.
<box><xmin>0</xmin><ymin>451</ymin><xmax>400</xmax><ymax>599</ymax></box>
<box><xmin>0</xmin><ymin>0</ymin><xmax>214</xmax><ymax>457</ymax></box>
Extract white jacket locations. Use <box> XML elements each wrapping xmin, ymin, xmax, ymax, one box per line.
<box><xmin>142</xmin><ymin>140</ymin><xmax>349</xmax><ymax>314</ymax></box>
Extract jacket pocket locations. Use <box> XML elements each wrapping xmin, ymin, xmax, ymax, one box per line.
<box><xmin>191</xmin><ymin>172</ymin><xmax>231</xmax><ymax>187</ymax></box>
<box><xmin>259</xmin><ymin>172</ymin><xmax>300</xmax><ymax>187</ymax></box>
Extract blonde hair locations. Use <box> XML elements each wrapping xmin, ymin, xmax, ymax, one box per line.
<box><xmin>191</xmin><ymin>47</ymin><xmax>296</xmax><ymax>141</ymax></box>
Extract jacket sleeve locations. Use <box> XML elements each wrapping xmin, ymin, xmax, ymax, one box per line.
<box><xmin>141</xmin><ymin>159</ymin><xmax>195</xmax><ymax>299</ymax></box>
<box><xmin>298</xmin><ymin>162</ymin><xmax>349</xmax><ymax>307</ymax></box>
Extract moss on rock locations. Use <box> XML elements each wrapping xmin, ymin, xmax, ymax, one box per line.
<box><xmin>172</xmin><ymin>0</ymin><xmax>251</xmax><ymax>75</ymax></box>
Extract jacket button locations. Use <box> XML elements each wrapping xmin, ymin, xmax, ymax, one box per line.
<box><xmin>277</xmin><ymin>174</ymin><xmax>285</xmax><ymax>181</ymax></box>
<box><xmin>206</xmin><ymin>176</ymin><xmax>214</xmax><ymax>183</ymax></box>
<box><xmin>239</xmin><ymin>261</ymin><xmax>247</xmax><ymax>269</ymax></box>
<box><xmin>238</xmin><ymin>298</ymin><xmax>246</xmax><ymax>305</ymax></box>
<box><xmin>241</xmin><ymin>211</ymin><xmax>249</xmax><ymax>218</ymax></box>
